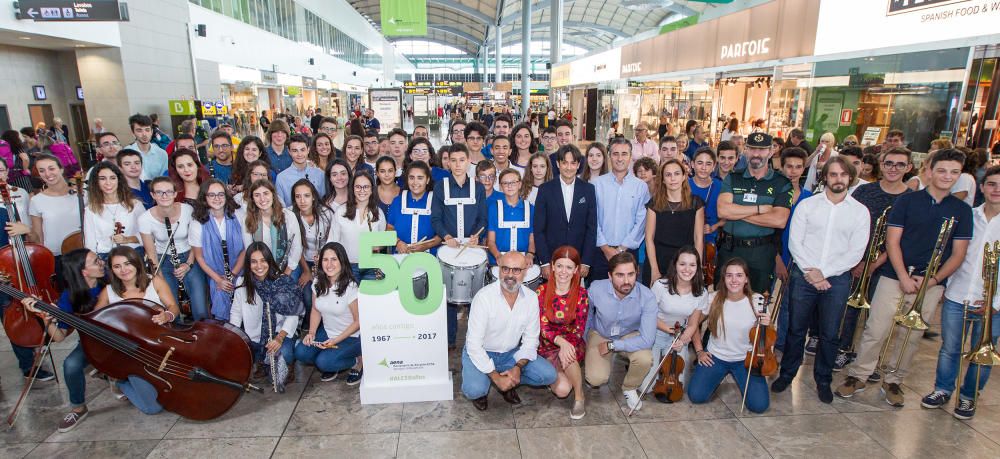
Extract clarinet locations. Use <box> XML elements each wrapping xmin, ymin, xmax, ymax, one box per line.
<box><xmin>163</xmin><ymin>217</ymin><xmax>191</xmax><ymax>316</ymax></box>
<box><xmin>208</xmin><ymin>159</ymin><xmax>216</xmax><ymax>178</ymax></box>
<box><xmin>221</xmin><ymin>239</ymin><xmax>233</xmax><ymax>282</ymax></box>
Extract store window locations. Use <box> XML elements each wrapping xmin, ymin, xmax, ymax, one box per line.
<box><xmin>617</xmin><ymin>78</ymin><xmax>714</xmax><ymax>141</ymax></box>
<box><xmin>809</xmin><ymin>49</ymin><xmax>968</xmax><ymax>153</ymax></box>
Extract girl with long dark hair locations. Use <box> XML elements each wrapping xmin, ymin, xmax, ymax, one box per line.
<box><xmin>241</xmin><ymin>179</ymin><xmax>301</xmax><ymax>276</ymax></box>
<box><xmin>84</xmin><ymin>162</ymin><xmax>144</xmax><ymax>259</ymax></box>
<box><xmin>328</xmin><ymin>172</ymin><xmax>385</xmax><ymax>280</ymax></box>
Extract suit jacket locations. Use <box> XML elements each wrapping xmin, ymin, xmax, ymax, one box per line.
<box><xmin>533</xmin><ymin>177</ymin><xmax>598</xmax><ymax>268</ymax></box>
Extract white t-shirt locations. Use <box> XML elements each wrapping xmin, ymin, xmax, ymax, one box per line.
<box><xmin>313</xmin><ymin>281</ymin><xmax>359</xmax><ymax>338</ymax></box>
<box><xmin>138</xmin><ymin>204</ymin><xmax>194</xmax><ymax>254</ymax></box>
<box><xmin>30</xmin><ymin>192</ymin><xmax>75</xmax><ymax>256</ymax></box>
<box><xmin>650</xmin><ymin>281</ymin><xmax>709</xmax><ymax>328</ymax></box>
<box><xmin>706</xmin><ymin>293</ymin><xmax>764</xmax><ymax>362</ymax></box>
<box><xmin>951</xmin><ymin>173</ymin><xmax>977</xmax><ymax>207</ymax></box>
<box><xmin>84</xmin><ymin>201</ymin><xmax>145</xmax><ymax>253</ymax></box>
<box><xmin>328</xmin><ymin>206</ymin><xmax>386</xmax><ymax>263</ymax></box>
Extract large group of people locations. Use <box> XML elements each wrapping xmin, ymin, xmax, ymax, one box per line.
<box><xmin>2</xmin><ymin>107</ymin><xmax>998</xmax><ymax>433</ymax></box>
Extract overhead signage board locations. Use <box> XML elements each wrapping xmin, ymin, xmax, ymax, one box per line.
<box><xmin>369</xmin><ymin>88</ymin><xmax>403</xmax><ymax>134</ymax></box>
<box><xmin>380</xmin><ymin>0</ymin><xmax>427</xmax><ymax>37</ymax></box>
<box><xmin>815</xmin><ymin>0</ymin><xmax>1000</xmax><ymax>55</ymax></box>
<box><xmin>168</xmin><ymin>100</ymin><xmax>196</xmax><ymax>116</ymax></box>
<box><xmin>619</xmin><ymin>0</ymin><xmax>818</xmax><ymax>79</ymax></box>
<box><xmin>16</xmin><ymin>0</ymin><xmax>128</xmax><ymax>22</ymax></box>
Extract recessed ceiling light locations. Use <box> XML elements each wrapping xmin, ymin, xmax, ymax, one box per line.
<box><xmin>19</xmin><ymin>36</ymin><xmax>31</xmax><ymax>40</ymax></box>
<box><xmin>74</xmin><ymin>44</ymin><xmax>86</xmax><ymax>48</ymax></box>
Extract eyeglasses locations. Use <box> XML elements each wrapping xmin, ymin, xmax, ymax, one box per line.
<box><xmin>500</xmin><ymin>179</ymin><xmax>521</xmax><ymax>187</ymax></box>
<box><xmin>882</xmin><ymin>161</ymin><xmax>908</xmax><ymax>170</ymax></box>
<box><xmin>478</xmin><ymin>174</ymin><xmax>496</xmax><ymax>181</ymax></box>
<box><xmin>844</xmin><ymin>141</ymin><xmax>858</xmax><ymax>146</ymax></box>
<box><xmin>214</xmin><ymin>143</ymin><xmax>232</xmax><ymax>149</ymax></box>
<box><xmin>206</xmin><ymin>192</ymin><xmax>226</xmax><ymax>199</ymax></box>
<box><xmin>500</xmin><ymin>266</ymin><xmax>523</xmax><ymax>274</ymax></box>
<box><xmin>320</xmin><ymin>126</ymin><xmax>337</xmax><ymax>132</ymax></box>
<box><xmin>354</xmin><ymin>184</ymin><xmax>372</xmax><ymax>191</ymax></box>
<box><xmin>152</xmin><ymin>190</ymin><xmax>176</xmax><ymax>197</ymax></box>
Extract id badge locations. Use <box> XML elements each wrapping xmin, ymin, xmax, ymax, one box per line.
<box><xmin>610</xmin><ymin>324</ymin><xmax>621</xmax><ymax>337</ymax></box>
<box><xmin>743</xmin><ymin>192</ymin><xmax>758</xmax><ymax>204</ymax></box>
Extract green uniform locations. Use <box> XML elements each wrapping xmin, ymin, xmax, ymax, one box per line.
<box><xmin>716</xmin><ymin>167</ymin><xmax>793</xmax><ymax>292</ymax></box>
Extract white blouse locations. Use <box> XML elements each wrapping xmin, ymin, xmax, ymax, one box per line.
<box><xmin>293</xmin><ymin>207</ymin><xmax>336</xmax><ymax>263</ymax></box>
<box><xmin>312</xmin><ymin>281</ymin><xmax>359</xmax><ymax>339</ymax></box>
<box><xmin>706</xmin><ymin>293</ymin><xmax>765</xmax><ymax>362</ymax></box>
<box><xmin>29</xmin><ymin>192</ymin><xmax>75</xmax><ymax>256</ymax></box>
<box><xmin>84</xmin><ymin>201</ymin><xmax>145</xmax><ymax>253</ymax></box>
<box><xmin>327</xmin><ymin>205</ymin><xmax>386</xmax><ymax>263</ymax></box>
<box><xmin>230</xmin><ymin>277</ymin><xmax>299</xmax><ymax>343</ymax></box>
<box><xmin>138</xmin><ymin>204</ymin><xmax>195</xmax><ymax>255</ymax></box>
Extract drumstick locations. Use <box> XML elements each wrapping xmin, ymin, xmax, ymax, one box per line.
<box><xmin>407</xmin><ymin>236</ymin><xmax>428</xmax><ymax>249</ymax></box>
<box><xmin>456</xmin><ymin>228</ymin><xmax>485</xmax><ymax>258</ymax></box>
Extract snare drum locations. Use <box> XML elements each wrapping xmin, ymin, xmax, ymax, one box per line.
<box><xmin>436</xmin><ymin>246</ymin><xmax>489</xmax><ymax>304</ymax></box>
<box><xmin>393</xmin><ymin>254</ymin><xmax>428</xmax><ymax>300</ymax></box>
<box><xmin>489</xmin><ymin>264</ymin><xmax>542</xmax><ymax>290</ymax></box>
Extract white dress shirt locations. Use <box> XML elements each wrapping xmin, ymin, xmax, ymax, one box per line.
<box><xmin>945</xmin><ymin>205</ymin><xmax>1000</xmax><ymax>310</ymax></box>
<box><xmin>465</xmin><ymin>282</ymin><xmax>540</xmax><ymax>374</ymax></box>
<box><xmin>788</xmin><ymin>192</ymin><xmax>870</xmax><ymax>279</ymax></box>
<box><xmin>560</xmin><ymin>177</ymin><xmax>575</xmax><ymax>222</ymax></box>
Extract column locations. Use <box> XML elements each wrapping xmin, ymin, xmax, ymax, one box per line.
<box><xmin>550</xmin><ymin>0</ymin><xmax>563</xmax><ymax>105</ymax></box>
<box><xmin>482</xmin><ymin>45</ymin><xmax>489</xmax><ymax>83</ymax></box>
<box><xmin>521</xmin><ymin>0</ymin><xmax>531</xmax><ymax>118</ymax></box>
<box><xmin>495</xmin><ymin>26</ymin><xmax>503</xmax><ymax>85</ymax></box>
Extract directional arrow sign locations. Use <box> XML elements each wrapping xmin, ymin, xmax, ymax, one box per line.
<box><xmin>16</xmin><ymin>0</ymin><xmax>127</xmax><ymax>22</ymax></box>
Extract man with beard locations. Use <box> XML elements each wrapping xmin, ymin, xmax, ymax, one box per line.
<box><xmin>584</xmin><ymin>252</ymin><xmax>656</xmax><ymax>412</ymax></box>
<box><xmin>462</xmin><ymin>251</ymin><xmax>557</xmax><ymax>411</ymax></box>
<box><xmin>717</xmin><ymin>132</ymin><xmax>794</xmax><ymax>292</ymax></box>
<box><xmin>771</xmin><ymin>157</ymin><xmax>871</xmax><ymax>404</ymax></box>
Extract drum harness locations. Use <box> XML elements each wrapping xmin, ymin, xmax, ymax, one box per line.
<box><xmin>401</xmin><ymin>190</ymin><xmax>433</xmax><ymax>244</ymax></box>
<box><xmin>442</xmin><ymin>178</ymin><xmax>476</xmax><ymax>242</ymax></box>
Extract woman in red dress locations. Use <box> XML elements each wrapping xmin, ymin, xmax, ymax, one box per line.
<box><xmin>537</xmin><ymin>245</ymin><xmax>589</xmax><ymax>420</ymax></box>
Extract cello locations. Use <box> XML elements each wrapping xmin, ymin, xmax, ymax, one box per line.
<box><xmin>652</xmin><ymin>322</ymin><xmax>686</xmax><ymax>404</ymax></box>
<box><xmin>0</xmin><ymin>284</ymin><xmax>260</xmax><ymax>421</ymax></box>
<box><xmin>0</xmin><ymin>184</ymin><xmax>56</xmax><ymax>347</ymax></box>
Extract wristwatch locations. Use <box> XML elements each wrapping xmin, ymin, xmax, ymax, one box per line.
<box><xmin>607</xmin><ymin>341</ymin><xmax>615</xmax><ymax>352</ymax></box>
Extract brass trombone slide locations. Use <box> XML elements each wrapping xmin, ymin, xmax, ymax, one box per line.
<box><xmin>954</xmin><ymin>241</ymin><xmax>1000</xmax><ymax>409</ymax></box>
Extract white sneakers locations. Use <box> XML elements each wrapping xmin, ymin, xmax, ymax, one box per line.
<box><xmin>623</xmin><ymin>389</ymin><xmax>642</xmax><ymax>411</ymax></box>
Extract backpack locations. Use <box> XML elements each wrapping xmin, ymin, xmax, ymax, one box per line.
<box><xmin>152</xmin><ymin>127</ymin><xmax>171</xmax><ymax>150</ymax></box>
<box><xmin>48</xmin><ymin>142</ymin><xmax>82</xmax><ymax>177</ymax></box>
<box><xmin>0</xmin><ymin>140</ymin><xmax>12</xmax><ymax>180</ymax></box>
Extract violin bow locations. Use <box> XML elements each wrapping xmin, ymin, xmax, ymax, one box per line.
<box><xmin>629</xmin><ymin>322</ymin><xmax>684</xmax><ymax>417</ymax></box>
<box><xmin>740</xmin><ymin>294</ymin><xmax>767</xmax><ymax>416</ymax></box>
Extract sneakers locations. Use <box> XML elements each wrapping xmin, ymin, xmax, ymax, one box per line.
<box><xmin>835</xmin><ymin>376</ymin><xmax>866</xmax><ymax>398</ymax></box>
<box><xmin>570</xmin><ymin>399</ymin><xmax>586</xmax><ymax>420</ymax></box>
<box><xmin>833</xmin><ymin>352</ymin><xmax>851</xmax><ymax>372</ymax></box>
<box><xmin>805</xmin><ymin>336</ymin><xmax>819</xmax><ymax>356</ymax></box>
<box><xmin>954</xmin><ymin>398</ymin><xmax>977</xmax><ymax>420</ymax></box>
<box><xmin>346</xmin><ymin>369</ymin><xmax>363</xmax><ymax>385</ymax></box>
<box><xmin>920</xmin><ymin>390</ymin><xmax>950</xmax><ymax>409</ymax></box>
<box><xmin>27</xmin><ymin>369</ymin><xmax>55</xmax><ymax>382</ymax></box>
<box><xmin>770</xmin><ymin>377</ymin><xmax>791</xmax><ymax>393</ymax></box>
<box><xmin>867</xmin><ymin>371</ymin><xmax>882</xmax><ymax>383</ymax></box>
<box><xmin>623</xmin><ymin>389</ymin><xmax>642</xmax><ymax>412</ymax></box>
<box><xmin>817</xmin><ymin>385</ymin><xmax>834</xmax><ymax>404</ymax></box>
<box><xmin>57</xmin><ymin>408</ymin><xmax>88</xmax><ymax>433</ymax></box>
<box><xmin>882</xmin><ymin>382</ymin><xmax>904</xmax><ymax>407</ymax></box>
<box><xmin>320</xmin><ymin>371</ymin><xmax>339</xmax><ymax>382</ymax></box>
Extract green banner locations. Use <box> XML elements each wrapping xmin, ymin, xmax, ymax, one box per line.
<box><xmin>380</xmin><ymin>0</ymin><xmax>427</xmax><ymax>37</ymax></box>
<box><xmin>659</xmin><ymin>14</ymin><xmax>699</xmax><ymax>34</ymax></box>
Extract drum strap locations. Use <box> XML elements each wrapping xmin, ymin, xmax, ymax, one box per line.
<box><xmin>442</xmin><ymin>178</ymin><xmax>475</xmax><ymax>239</ymax></box>
<box><xmin>496</xmin><ymin>199</ymin><xmax>529</xmax><ymax>252</ymax></box>
<box><xmin>401</xmin><ymin>191</ymin><xmax>432</xmax><ymax>244</ymax></box>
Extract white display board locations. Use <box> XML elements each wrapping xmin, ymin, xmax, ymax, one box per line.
<box><xmin>413</xmin><ymin>95</ymin><xmax>430</xmax><ymax>117</ymax></box>
<box><xmin>368</xmin><ymin>88</ymin><xmax>403</xmax><ymax>135</ymax></box>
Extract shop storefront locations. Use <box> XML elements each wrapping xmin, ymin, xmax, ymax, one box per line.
<box><xmin>550</xmin><ymin>48</ymin><xmax>622</xmax><ymax>141</ymax></box>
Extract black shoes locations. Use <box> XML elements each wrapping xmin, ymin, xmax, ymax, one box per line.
<box><xmin>500</xmin><ymin>388</ymin><xmax>522</xmax><ymax>405</ymax></box>
<box><xmin>472</xmin><ymin>396</ymin><xmax>488</xmax><ymax>411</ymax></box>
<box><xmin>771</xmin><ymin>378</ymin><xmax>791</xmax><ymax>393</ymax></box>
<box><xmin>817</xmin><ymin>385</ymin><xmax>834</xmax><ymax>404</ymax></box>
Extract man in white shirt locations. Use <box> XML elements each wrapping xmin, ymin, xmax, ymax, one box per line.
<box><xmin>461</xmin><ymin>251</ymin><xmax>557</xmax><ymax>411</ymax></box>
<box><xmin>921</xmin><ymin>165</ymin><xmax>1000</xmax><ymax>420</ymax></box>
<box><xmin>630</xmin><ymin>121</ymin><xmax>658</xmax><ymax>163</ymax></box>
<box><xmin>772</xmin><ymin>157</ymin><xmax>870</xmax><ymax>403</ymax></box>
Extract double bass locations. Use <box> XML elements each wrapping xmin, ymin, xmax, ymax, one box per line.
<box><xmin>0</xmin><ymin>184</ymin><xmax>56</xmax><ymax>347</ymax></box>
<box><xmin>0</xmin><ymin>284</ymin><xmax>259</xmax><ymax>421</ymax></box>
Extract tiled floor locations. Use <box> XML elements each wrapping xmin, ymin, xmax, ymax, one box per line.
<box><xmin>1</xmin><ymin>322</ymin><xmax>999</xmax><ymax>459</ymax></box>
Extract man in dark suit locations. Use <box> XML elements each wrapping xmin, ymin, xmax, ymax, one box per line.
<box><xmin>534</xmin><ymin>145</ymin><xmax>598</xmax><ymax>280</ymax></box>
<box><xmin>310</xmin><ymin>108</ymin><xmax>324</xmax><ymax>134</ymax></box>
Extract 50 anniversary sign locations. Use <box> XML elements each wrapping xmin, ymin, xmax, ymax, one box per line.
<box><xmin>357</xmin><ymin>232</ymin><xmax>452</xmax><ymax>404</ymax></box>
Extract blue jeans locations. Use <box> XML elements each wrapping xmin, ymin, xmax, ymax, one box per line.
<box><xmin>294</xmin><ymin>327</ymin><xmax>362</xmax><ymax>373</ymax></box>
<box><xmin>688</xmin><ymin>355</ymin><xmax>769</xmax><ymax>413</ymax></box>
<box><xmin>933</xmin><ymin>299</ymin><xmax>1000</xmax><ymax>400</ymax></box>
<box><xmin>775</xmin><ymin>283</ymin><xmax>791</xmax><ymax>351</ymax></box>
<box><xmin>64</xmin><ymin>343</ymin><xmax>88</xmax><ymax>406</ymax></box>
<box><xmin>447</xmin><ymin>304</ymin><xmax>458</xmax><ymax>346</ymax></box>
<box><xmin>158</xmin><ymin>250</ymin><xmax>209</xmax><ymax>320</ymax></box>
<box><xmin>116</xmin><ymin>376</ymin><xmax>163</xmax><ymax>414</ymax></box>
<box><xmin>299</xmin><ymin>262</ymin><xmax>314</xmax><ymax>323</ymax></box>
<box><xmin>350</xmin><ymin>263</ymin><xmax>377</xmax><ymax>281</ymax></box>
<box><xmin>460</xmin><ymin>346</ymin><xmax>557</xmax><ymax>399</ymax></box>
<box><xmin>250</xmin><ymin>337</ymin><xmax>296</xmax><ymax>366</ymax></box>
<box><xmin>779</xmin><ymin>268</ymin><xmax>852</xmax><ymax>386</ymax></box>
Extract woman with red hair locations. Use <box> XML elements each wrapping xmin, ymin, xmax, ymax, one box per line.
<box><xmin>536</xmin><ymin>245</ymin><xmax>589</xmax><ymax>420</ymax></box>
<box><xmin>168</xmin><ymin>148</ymin><xmax>211</xmax><ymax>205</ymax></box>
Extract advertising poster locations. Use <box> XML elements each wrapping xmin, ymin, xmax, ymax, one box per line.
<box><xmin>369</xmin><ymin>88</ymin><xmax>403</xmax><ymax>135</ymax></box>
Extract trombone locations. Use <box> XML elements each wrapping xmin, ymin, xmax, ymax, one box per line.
<box><xmin>877</xmin><ymin>217</ymin><xmax>955</xmax><ymax>375</ymax></box>
<box><xmin>838</xmin><ymin>206</ymin><xmax>891</xmax><ymax>354</ymax></box>
<box><xmin>954</xmin><ymin>241</ymin><xmax>1000</xmax><ymax>409</ymax></box>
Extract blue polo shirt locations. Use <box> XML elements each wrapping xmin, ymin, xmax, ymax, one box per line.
<box><xmin>430</xmin><ymin>175</ymin><xmax>487</xmax><ymax>240</ymax></box>
<box><xmin>130</xmin><ymin>181</ymin><xmax>154</xmax><ymax>209</ymax></box>
<box><xmin>387</xmin><ymin>191</ymin><xmax>437</xmax><ymax>255</ymax></box>
<box><xmin>266</xmin><ymin>145</ymin><xmax>292</xmax><ymax>174</ymax></box>
<box><xmin>877</xmin><ymin>188</ymin><xmax>973</xmax><ymax>280</ymax></box>
<box><xmin>689</xmin><ymin>177</ymin><xmax>723</xmax><ymax>244</ymax></box>
<box><xmin>487</xmin><ymin>197</ymin><xmax>533</xmax><ymax>263</ymax></box>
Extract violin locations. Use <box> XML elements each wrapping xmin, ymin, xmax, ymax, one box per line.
<box><xmin>60</xmin><ymin>171</ymin><xmax>86</xmax><ymax>254</ymax></box>
<box><xmin>0</xmin><ymin>184</ymin><xmax>56</xmax><ymax>347</ymax></box>
<box><xmin>744</xmin><ymin>293</ymin><xmax>778</xmax><ymax>377</ymax></box>
<box><xmin>704</xmin><ymin>242</ymin><xmax>717</xmax><ymax>287</ymax></box>
<box><xmin>0</xmin><ymin>283</ymin><xmax>259</xmax><ymax>420</ymax></box>
<box><xmin>652</xmin><ymin>322</ymin><xmax>685</xmax><ymax>403</ymax></box>
<box><xmin>113</xmin><ymin>221</ymin><xmax>125</xmax><ymax>247</ymax></box>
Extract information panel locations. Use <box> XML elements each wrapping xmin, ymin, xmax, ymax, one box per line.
<box><xmin>357</xmin><ymin>232</ymin><xmax>452</xmax><ymax>404</ymax></box>
<box><xmin>368</xmin><ymin>88</ymin><xmax>403</xmax><ymax>135</ymax></box>
<box><xmin>16</xmin><ymin>0</ymin><xmax>127</xmax><ymax>22</ymax></box>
